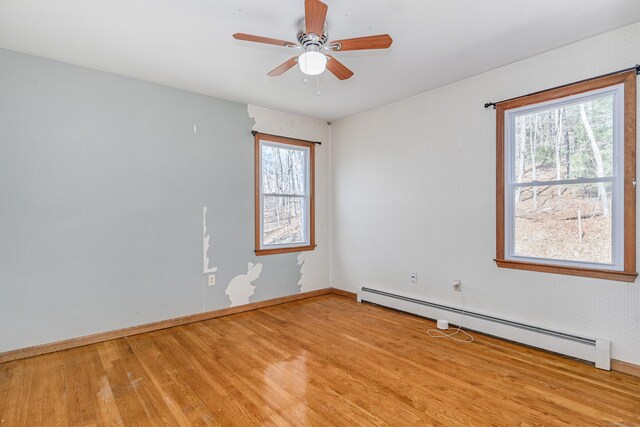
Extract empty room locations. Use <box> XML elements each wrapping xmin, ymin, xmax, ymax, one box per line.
<box><xmin>1</xmin><ymin>0</ymin><xmax>640</xmax><ymax>425</ymax></box>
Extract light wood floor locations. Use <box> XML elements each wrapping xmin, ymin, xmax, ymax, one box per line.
<box><xmin>1</xmin><ymin>295</ymin><xmax>639</xmax><ymax>426</ymax></box>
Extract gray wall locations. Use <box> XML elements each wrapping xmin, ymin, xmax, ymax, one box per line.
<box><xmin>0</xmin><ymin>48</ymin><xmax>302</xmax><ymax>352</ymax></box>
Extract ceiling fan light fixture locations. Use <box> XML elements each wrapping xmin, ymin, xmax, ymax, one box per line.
<box><xmin>298</xmin><ymin>51</ymin><xmax>327</xmax><ymax>75</ymax></box>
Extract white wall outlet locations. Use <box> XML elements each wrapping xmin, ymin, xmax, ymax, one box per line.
<box><xmin>453</xmin><ymin>280</ymin><xmax>462</xmax><ymax>292</ymax></box>
<box><xmin>410</xmin><ymin>271</ymin><xmax>417</xmax><ymax>284</ymax></box>
<box><xmin>208</xmin><ymin>274</ymin><xmax>216</xmax><ymax>286</ymax></box>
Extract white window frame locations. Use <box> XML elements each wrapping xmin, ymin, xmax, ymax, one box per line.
<box><xmin>503</xmin><ymin>84</ymin><xmax>625</xmax><ymax>271</ymax></box>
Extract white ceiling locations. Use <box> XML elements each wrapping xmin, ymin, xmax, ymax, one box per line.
<box><xmin>1</xmin><ymin>1</ymin><xmax>640</xmax><ymax>121</ymax></box>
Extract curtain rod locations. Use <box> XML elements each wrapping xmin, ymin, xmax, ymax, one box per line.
<box><xmin>251</xmin><ymin>130</ymin><xmax>321</xmax><ymax>145</ymax></box>
<box><xmin>484</xmin><ymin>64</ymin><xmax>640</xmax><ymax>109</ymax></box>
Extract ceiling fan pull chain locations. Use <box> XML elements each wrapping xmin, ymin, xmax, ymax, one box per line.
<box><xmin>303</xmin><ymin>55</ymin><xmax>309</xmax><ymax>84</ymax></box>
<box><xmin>317</xmin><ymin>75</ymin><xmax>321</xmax><ymax>96</ymax></box>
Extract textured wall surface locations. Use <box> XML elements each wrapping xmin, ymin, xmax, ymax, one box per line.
<box><xmin>331</xmin><ymin>22</ymin><xmax>640</xmax><ymax>364</ymax></box>
<box><xmin>0</xmin><ymin>48</ymin><xmax>329</xmax><ymax>353</ymax></box>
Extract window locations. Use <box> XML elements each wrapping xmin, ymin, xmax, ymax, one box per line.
<box><xmin>254</xmin><ymin>132</ymin><xmax>316</xmax><ymax>256</ymax></box>
<box><xmin>495</xmin><ymin>71</ymin><xmax>636</xmax><ymax>282</ymax></box>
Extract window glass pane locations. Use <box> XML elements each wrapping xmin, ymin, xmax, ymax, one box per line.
<box><xmin>261</xmin><ymin>144</ymin><xmax>306</xmax><ymax>195</ymax></box>
<box><xmin>263</xmin><ymin>196</ymin><xmax>306</xmax><ymax>245</ymax></box>
<box><xmin>514</xmin><ymin>183</ymin><xmax>612</xmax><ymax>264</ymax></box>
<box><xmin>513</xmin><ymin>94</ymin><xmax>614</xmax><ymax>183</ymax></box>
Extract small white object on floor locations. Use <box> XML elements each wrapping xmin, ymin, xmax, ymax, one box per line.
<box><xmin>426</xmin><ymin>290</ymin><xmax>474</xmax><ymax>343</ymax></box>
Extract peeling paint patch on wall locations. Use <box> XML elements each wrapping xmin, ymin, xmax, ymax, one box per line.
<box><xmin>203</xmin><ymin>207</ymin><xmax>217</xmax><ymax>274</ymax></box>
<box><xmin>226</xmin><ymin>262</ymin><xmax>263</xmax><ymax>306</ymax></box>
<box><xmin>297</xmin><ymin>252</ymin><xmax>310</xmax><ymax>293</ymax></box>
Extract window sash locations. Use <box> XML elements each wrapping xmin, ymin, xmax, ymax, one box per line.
<box><xmin>506</xmin><ymin>86</ymin><xmax>622</xmax><ymax>182</ymax></box>
<box><xmin>503</xmin><ymin>84</ymin><xmax>625</xmax><ymax>271</ymax></box>
<box><xmin>260</xmin><ymin>195</ymin><xmax>310</xmax><ymax>249</ymax></box>
<box><xmin>260</xmin><ymin>141</ymin><xmax>309</xmax><ymax>196</ymax></box>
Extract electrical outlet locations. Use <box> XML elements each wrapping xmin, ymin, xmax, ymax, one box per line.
<box><xmin>208</xmin><ymin>274</ymin><xmax>216</xmax><ymax>286</ymax></box>
<box><xmin>410</xmin><ymin>271</ymin><xmax>417</xmax><ymax>284</ymax></box>
<box><xmin>453</xmin><ymin>280</ymin><xmax>461</xmax><ymax>292</ymax></box>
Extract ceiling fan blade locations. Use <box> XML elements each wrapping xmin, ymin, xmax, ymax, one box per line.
<box><xmin>326</xmin><ymin>55</ymin><xmax>353</xmax><ymax>80</ymax></box>
<box><xmin>329</xmin><ymin>34</ymin><xmax>393</xmax><ymax>51</ymax></box>
<box><xmin>233</xmin><ymin>33</ymin><xmax>297</xmax><ymax>48</ymax></box>
<box><xmin>305</xmin><ymin>0</ymin><xmax>328</xmax><ymax>35</ymax></box>
<box><xmin>267</xmin><ymin>57</ymin><xmax>298</xmax><ymax>77</ymax></box>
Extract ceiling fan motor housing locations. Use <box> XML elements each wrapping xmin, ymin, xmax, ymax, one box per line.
<box><xmin>296</xmin><ymin>18</ymin><xmax>328</xmax><ymax>51</ymax></box>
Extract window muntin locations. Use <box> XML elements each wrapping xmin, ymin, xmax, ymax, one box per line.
<box><xmin>504</xmin><ymin>85</ymin><xmax>625</xmax><ymax>271</ymax></box>
<box><xmin>255</xmin><ymin>134</ymin><xmax>315</xmax><ymax>255</ymax></box>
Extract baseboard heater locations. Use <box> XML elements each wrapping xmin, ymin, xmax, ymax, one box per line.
<box><xmin>358</xmin><ymin>286</ymin><xmax>611</xmax><ymax>370</ymax></box>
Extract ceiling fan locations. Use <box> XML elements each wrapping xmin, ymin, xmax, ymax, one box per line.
<box><xmin>232</xmin><ymin>0</ymin><xmax>393</xmax><ymax>80</ymax></box>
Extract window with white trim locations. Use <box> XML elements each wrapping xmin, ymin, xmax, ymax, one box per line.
<box><xmin>495</xmin><ymin>71</ymin><xmax>636</xmax><ymax>282</ymax></box>
<box><xmin>254</xmin><ymin>133</ymin><xmax>315</xmax><ymax>256</ymax></box>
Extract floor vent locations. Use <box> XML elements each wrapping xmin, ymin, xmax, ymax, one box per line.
<box><xmin>358</xmin><ymin>286</ymin><xmax>611</xmax><ymax>370</ymax></box>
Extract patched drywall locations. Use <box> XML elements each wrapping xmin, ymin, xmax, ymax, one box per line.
<box><xmin>0</xmin><ymin>48</ymin><xmax>330</xmax><ymax>353</ymax></box>
<box><xmin>226</xmin><ymin>262</ymin><xmax>263</xmax><ymax>306</ymax></box>
<box><xmin>202</xmin><ymin>207</ymin><xmax>218</xmax><ymax>275</ymax></box>
<box><xmin>330</xmin><ymin>22</ymin><xmax>640</xmax><ymax>364</ymax></box>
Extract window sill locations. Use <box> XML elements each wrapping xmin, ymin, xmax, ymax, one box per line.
<box><xmin>256</xmin><ymin>245</ymin><xmax>316</xmax><ymax>256</ymax></box>
<box><xmin>494</xmin><ymin>259</ymin><xmax>637</xmax><ymax>283</ymax></box>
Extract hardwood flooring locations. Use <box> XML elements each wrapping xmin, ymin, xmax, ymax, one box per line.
<box><xmin>1</xmin><ymin>294</ymin><xmax>639</xmax><ymax>426</ymax></box>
